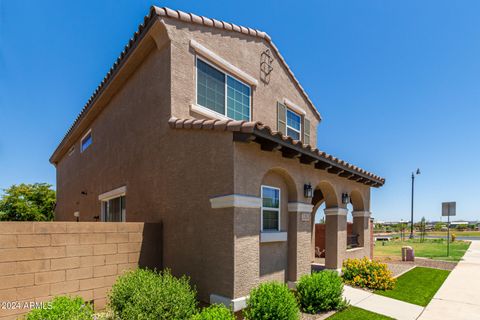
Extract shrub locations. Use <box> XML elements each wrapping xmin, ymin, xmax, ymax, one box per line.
<box><xmin>108</xmin><ymin>268</ymin><xmax>197</xmax><ymax>320</ymax></box>
<box><xmin>192</xmin><ymin>304</ymin><xmax>235</xmax><ymax>320</ymax></box>
<box><xmin>244</xmin><ymin>282</ymin><xmax>299</xmax><ymax>320</ymax></box>
<box><xmin>25</xmin><ymin>296</ymin><xmax>93</xmax><ymax>320</ymax></box>
<box><xmin>296</xmin><ymin>271</ymin><xmax>345</xmax><ymax>313</ymax></box>
<box><xmin>342</xmin><ymin>257</ymin><xmax>396</xmax><ymax>290</ymax></box>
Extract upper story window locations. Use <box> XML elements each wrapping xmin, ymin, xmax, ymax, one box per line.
<box><xmin>196</xmin><ymin>58</ymin><xmax>251</xmax><ymax>121</ymax></box>
<box><xmin>80</xmin><ymin>130</ymin><xmax>92</xmax><ymax>152</ymax></box>
<box><xmin>286</xmin><ymin>109</ymin><xmax>301</xmax><ymax>141</ymax></box>
<box><xmin>261</xmin><ymin>185</ymin><xmax>280</xmax><ymax>231</ymax></box>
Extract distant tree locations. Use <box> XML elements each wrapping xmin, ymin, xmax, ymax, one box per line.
<box><xmin>419</xmin><ymin>217</ymin><xmax>426</xmax><ymax>242</ymax></box>
<box><xmin>434</xmin><ymin>222</ymin><xmax>444</xmax><ymax>231</ymax></box>
<box><xmin>0</xmin><ymin>183</ymin><xmax>55</xmax><ymax>221</ymax></box>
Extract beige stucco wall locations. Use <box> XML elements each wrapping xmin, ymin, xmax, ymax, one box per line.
<box><xmin>232</xmin><ymin>141</ymin><xmax>371</xmax><ymax>297</ymax></box>
<box><xmin>54</xmin><ymin>25</ymin><xmax>237</xmax><ymax>301</ymax></box>
<box><xmin>163</xmin><ymin>18</ymin><xmax>319</xmax><ymax>147</ymax></box>
<box><xmin>53</xmin><ymin>16</ymin><xmax>374</xmax><ymax>303</ymax></box>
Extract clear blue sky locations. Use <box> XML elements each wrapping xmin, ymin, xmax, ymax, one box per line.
<box><xmin>1</xmin><ymin>0</ymin><xmax>479</xmax><ymax>222</ymax></box>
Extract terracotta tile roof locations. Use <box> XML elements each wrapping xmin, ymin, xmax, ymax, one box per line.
<box><xmin>169</xmin><ymin>117</ymin><xmax>385</xmax><ymax>187</ymax></box>
<box><xmin>50</xmin><ymin>6</ymin><xmax>321</xmax><ymax>163</ymax></box>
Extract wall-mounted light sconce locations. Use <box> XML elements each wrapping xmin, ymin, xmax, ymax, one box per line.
<box><xmin>341</xmin><ymin>193</ymin><xmax>350</xmax><ymax>205</ymax></box>
<box><xmin>73</xmin><ymin>211</ymin><xmax>80</xmax><ymax>222</ymax></box>
<box><xmin>304</xmin><ymin>183</ymin><xmax>313</xmax><ymax>198</ymax></box>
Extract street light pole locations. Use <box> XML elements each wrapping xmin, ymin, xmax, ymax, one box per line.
<box><xmin>409</xmin><ymin>169</ymin><xmax>421</xmax><ymax>239</ymax></box>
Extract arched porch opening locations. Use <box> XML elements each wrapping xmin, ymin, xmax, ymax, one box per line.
<box><xmin>349</xmin><ymin>189</ymin><xmax>369</xmax><ymax>248</ymax></box>
<box><xmin>310</xmin><ymin>181</ymin><xmax>342</xmax><ymax>270</ymax></box>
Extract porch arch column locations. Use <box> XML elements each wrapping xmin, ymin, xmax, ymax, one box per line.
<box><xmin>287</xmin><ymin>202</ymin><xmax>314</xmax><ymax>284</ymax></box>
<box><xmin>324</xmin><ymin>207</ymin><xmax>348</xmax><ymax>270</ymax></box>
<box><xmin>352</xmin><ymin>211</ymin><xmax>372</xmax><ymax>253</ymax></box>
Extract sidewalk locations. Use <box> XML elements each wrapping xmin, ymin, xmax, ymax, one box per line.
<box><xmin>418</xmin><ymin>240</ymin><xmax>480</xmax><ymax>320</ymax></box>
<box><xmin>343</xmin><ymin>286</ymin><xmax>424</xmax><ymax>320</ymax></box>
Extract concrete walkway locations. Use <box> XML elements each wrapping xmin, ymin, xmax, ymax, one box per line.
<box><xmin>419</xmin><ymin>240</ymin><xmax>480</xmax><ymax>320</ymax></box>
<box><xmin>343</xmin><ymin>285</ymin><xmax>424</xmax><ymax>320</ymax></box>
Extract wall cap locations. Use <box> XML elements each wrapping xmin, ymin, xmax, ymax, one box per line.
<box><xmin>98</xmin><ymin>186</ymin><xmax>126</xmax><ymax>201</ymax></box>
<box><xmin>210</xmin><ymin>194</ymin><xmax>261</xmax><ymax>209</ymax></box>
<box><xmin>190</xmin><ymin>39</ymin><xmax>258</xmax><ymax>86</ymax></box>
<box><xmin>324</xmin><ymin>208</ymin><xmax>348</xmax><ymax>216</ymax></box>
<box><xmin>283</xmin><ymin>98</ymin><xmax>307</xmax><ymax>115</ymax></box>
<box><xmin>210</xmin><ymin>294</ymin><xmax>248</xmax><ymax>312</ymax></box>
<box><xmin>288</xmin><ymin>202</ymin><xmax>313</xmax><ymax>213</ymax></box>
<box><xmin>260</xmin><ymin>231</ymin><xmax>288</xmax><ymax>243</ymax></box>
<box><xmin>190</xmin><ymin>104</ymin><xmax>230</xmax><ymax>121</ymax></box>
<box><xmin>352</xmin><ymin>211</ymin><xmax>371</xmax><ymax>218</ymax></box>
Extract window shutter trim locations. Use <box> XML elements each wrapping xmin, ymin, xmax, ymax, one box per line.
<box><xmin>277</xmin><ymin>102</ymin><xmax>286</xmax><ymax>135</ymax></box>
<box><xmin>303</xmin><ymin>118</ymin><xmax>311</xmax><ymax>145</ymax></box>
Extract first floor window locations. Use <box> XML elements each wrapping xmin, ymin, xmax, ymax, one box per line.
<box><xmin>102</xmin><ymin>196</ymin><xmax>125</xmax><ymax>222</ymax></box>
<box><xmin>286</xmin><ymin>109</ymin><xmax>301</xmax><ymax>140</ymax></box>
<box><xmin>196</xmin><ymin>58</ymin><xmax>251</xmax><ymax>121</ymax></box>
<box><xmin>261</xmin><ymin>186</ymin><xmax>280</xmax><ymax>231</ymax></box>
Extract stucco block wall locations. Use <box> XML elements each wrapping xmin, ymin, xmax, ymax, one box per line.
<box><xmin>0</xmin><ymin>222</ymin><xmax>161</xmax><ymax>320</ymax></box>
<box><xmin>55</xmin><ymin>42</ymin><xmax>171</xmax><ymax>223</ymax></box>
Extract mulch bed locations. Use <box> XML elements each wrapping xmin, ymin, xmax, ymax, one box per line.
<box><xmin>378</xmin><ymin>256</ymin><xmax>457</xmax><ymax>274</ymax></box>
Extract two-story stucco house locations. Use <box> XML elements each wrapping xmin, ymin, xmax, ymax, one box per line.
<box><xmin>49</xmin><ymin>6</ymin><xmax>385</xmax><ymax>310</ymax></box>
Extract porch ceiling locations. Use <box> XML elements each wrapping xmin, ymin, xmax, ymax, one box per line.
<box><xmin>169</xmin><ymin>117</ymin><xmax>385</xmax><ymax>187</ymax></box>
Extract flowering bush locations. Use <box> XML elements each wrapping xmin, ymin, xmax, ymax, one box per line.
<box><xmin>342</xmin><ymin>257</ymin><xmax>396</xmax><ymax>290</ymax></box>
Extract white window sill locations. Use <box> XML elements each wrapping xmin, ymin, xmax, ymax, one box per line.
<box><xmin>346</xmin><ymin>247</ymin><xmax>364</xmax><ymax>252</ymax></box>
<box><xmin>260</xmin><ymin>231</ymin><xmax>287</xmax><ymax>243</ymax></box>
<box><xmin>190</xmin><ymin>104</ymin><xmax>230</xmax><ymax>121</ymax></box>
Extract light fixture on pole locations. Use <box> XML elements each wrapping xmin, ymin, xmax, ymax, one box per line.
<box><xmin>409</xmin><ymin>168</ymin><xmax>421</xmax><ymax>239</ymax></box>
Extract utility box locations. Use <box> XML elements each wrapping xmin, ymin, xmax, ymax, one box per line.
<box><xmin>402</xmin><ymin>246</ymin><xmax>415</xmax><ymax>261</ymax></box>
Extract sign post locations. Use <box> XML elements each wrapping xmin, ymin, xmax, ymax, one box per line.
<box><xmin>442</xmin><ymin>202</ymin><xmax>456</xmax><ymax>257</ymax></box>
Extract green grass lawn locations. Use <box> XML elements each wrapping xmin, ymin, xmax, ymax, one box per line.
<box><xmin>374</xmin><ymin>267</ymin><xmax>450</xmax><ymax>306</ymax></box>
<box><xmin>374</xmin><ymin>239</ymin><xmax>470</xmax><ymax>261</ymax></box>
<box><xmin>327</xmin><ymin>306</ymin><xmax>393</xmax><ymax>320</ymax></box>
<box><xmin>426</xmin><ymin>231</ymin><xmax>480</xmax><ymax>237</ymax></box>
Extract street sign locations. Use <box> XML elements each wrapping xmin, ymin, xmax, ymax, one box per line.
<box><xmin>442</xmin><ymin>202</ymin><xmax>456</xmax><ymax>217</ymax></box>
<box><xmin>442</xmin><ymin>201</ymin><xmax>456</xmax><ymax>257</ymax></box>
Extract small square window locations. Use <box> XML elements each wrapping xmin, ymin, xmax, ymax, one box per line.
<box><xmin>81</xmin><ymin>131</ymin><xmax>92</xmax><ymax>152</ymax></box>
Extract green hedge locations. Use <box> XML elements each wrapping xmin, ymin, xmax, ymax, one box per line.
<box><xmin>296</xmin><ymin>271</ymin><xmax>345</xmax><ymax>313</ymax></box>
<box><xmin>108</xmin><ymin>268</ymin><xmax>197</xmax><ymax>319</ymax></box>
<box><xmin>192</xmin><ymin>304</ymin><xmax>235</xmax><ymax>320</ymax></box>
<box><xmin>244</xmin><ymin>282</ymin><xmax>299</xmax><ymax>320</ymax></box>
<box><xmin>25</xmin><ymin>296</ymin><xmax>93</xmax><ymax>320</ymax></box>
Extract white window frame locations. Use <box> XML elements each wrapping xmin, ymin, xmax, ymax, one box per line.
<box><xmin>195</xmin><ymin>56</ymin><xmax>251</xmax><ymax>121</ymax></box>
<box><xmin>286</xmin><ymin>109</ymin><xmax>301</xmax><ymax>140</ymax></box>
<box><xmin>80</xmin><ymin>129</ymin><xmax>92</xmax><ymax>153</ymax></box>
<box><xmin>261</xmin><ymin>185</ymin><xmax>281</xmax><ymax>231</ymax></box>
<box><xmin>99</xmin><ymin>186</ymin><xmax>126</xmax><ymax>222</ymax></box>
